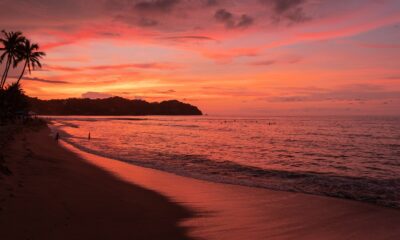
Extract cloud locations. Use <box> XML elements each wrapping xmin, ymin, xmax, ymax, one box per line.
<box><xmin>202</xmin><ymin>47</ymin><xmax>260</xmax><ymax>62</ymax></box>
<box><xmin>249</xmin><ymin>55</ymin><xmax>302</xmax><ymax>66</ymax></box>
<box><xmin>156</xmin><ymin>89</ymin><xmax>176</xmax><ymax>94</ymax></box>
<box><xmin>161</xmin><ymin>35</ymin><xmax>216</xmax><ymax>41</ymax></box>
<box><xmin>250</xmin><ymin>60</ymin><xmax>276</xmax><ymax>66</ymax></box>
<box><xmin>385</xmin><ymin>75</ymin><xmax>400</xmax><ymax>80</ymax></box>
<box><xmin>356</xmin><ymin>42</ymin><xmax>400</xmax><ymax>49</ymax></box>
<box><xmin>237</xmin><ymin>15</ymin><xmax>254</xmax><ymax>28</ymax></box>
<box><xmin>97</xmin><ymin>32</ymin><xmax>121</xmax><ymax>37</ymax></box>
<box><xmin>41</xmin><ymin>40</ymin><xmax>76</xmax><ymax>50</ymax></box>
<box><xmin>44</xmin><ymin>65</ymin><xmax>81</xmax><ymax>72</ymax></box>
<box><xmin>205</xmin><ymin>0</ymin><xmax>219</xmax><ymax>7</ymax></box>
<box><xmin>82</xmin><ymin>91</ymin><xmax>113</xmax><ymax>99</ymax></box>
<box><xmin>13</xmin><ymin>76</ymin><xmax>71</xmax><ymax>84</ymax></box>
<box><xmin>214</xmin><ymin>9</ymin><xmax>254</xmax><ymax>29</ymax></box>
<box><xmin>45</xmin><ymin>63</ymin><xmax>180</xmax><ymax>72</ymax></box>
<box><xmin>137</xmin><ymin>17</ymin><xmax>159</xmax><ymax>27</ymax></box>
<box><xmin>134</xmin><ymin>0</ymin><xmax>180</xmax><ymax>13</ymax></box>
<box><xmin>87</xmin><ymin>63</ymin><xmax>179</xmax><ymax>70</ymax></box>
<box><xmin>271</xmin><ymin>0</ymin><xmax>305</xmax><ymax>13</ymax></box>
<box><xmin>215</xmin><ymin>9</ymin><xmax>233</xmax><ymax>22</ymax></box>
<box><xmin>259</xmin><ymin>0</ymin><xmax>308</xmax><ymax>22</ymax></box>
<box><xmin>268</xmin><ymin>84</ymin><xmax>400</xmax><ymax>102</ymax></box>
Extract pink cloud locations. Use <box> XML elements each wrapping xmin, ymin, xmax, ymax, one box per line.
<box><xmin>45</xmin><ymin>63</ymin><xmax>180</xmax><ymax>72</ymax></box>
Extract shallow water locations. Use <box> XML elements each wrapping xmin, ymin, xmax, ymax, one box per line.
<box><xmin>49</xmin><ymin>115</ymin><xmax>400</xmax><ymax>207</ymax></box>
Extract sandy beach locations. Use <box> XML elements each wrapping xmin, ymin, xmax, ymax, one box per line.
<box><xmin>0</xmin><ymin>125</ymin><xmax>193</xmax><ymax>240</ymax></box>
<box><xmin>1</xmin><ymin>125</ymin><xmax>400</xmax><ymax>240</ymax></box>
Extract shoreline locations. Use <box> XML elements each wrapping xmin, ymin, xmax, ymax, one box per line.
<box><xmin>1</xmin><ymin>125</ymin><xmax>400</xmax><ymax>239</ymax></box>
<box><xmin>50</xmin><ymin>115</ymin><xmax>400</xmax><ymax>210</ymax></box>
<box><xmin>62</xmin><ymin>139</ymin><xmax>400</xmax><ymax>240</ymax></box>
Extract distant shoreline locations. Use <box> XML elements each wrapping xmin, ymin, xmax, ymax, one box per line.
<box><xmin>28</xmin><ymin>96</ymin><xmax>203</xmax><ymax>116</ymax></box>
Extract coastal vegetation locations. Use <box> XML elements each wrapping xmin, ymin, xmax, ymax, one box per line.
<box><xmin>0</xmin><ymin>83</ymin><xmax>29</xmax><ymax>123</ymax></box>
<box><xmin>0</xmin><ymin>30</ymin><xmax>201</xmax><ymax>123</ymax></box>
<box><xmin>28</xmin><ymin>97</ymin><xmax>203</xmax><ymax>116</ymax></box>
<box><xmin>0</xmin><ymin>30</ymin><xmax>45</xmax><ymax>123</ymax></box>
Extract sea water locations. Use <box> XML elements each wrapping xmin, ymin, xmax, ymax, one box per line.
<box><xmin>49</xmin><ymin>115</ymin><xmax>400</xmax><ymax>208</ymax></box>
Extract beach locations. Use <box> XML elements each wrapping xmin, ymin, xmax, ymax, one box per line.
<box><xmin>1</xmin><ymin>124</ymin><xmax>400</xmax><ymax>240</ymax></box>
<box><xmin>0</xmin><ymin>125</ymin><xmax>193</xmax><ymax>240</ymax></box>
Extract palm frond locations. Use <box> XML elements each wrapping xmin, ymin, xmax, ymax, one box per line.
<box><xmin>13</xmin><ymin>57</ymin><xmax>23</xmax><ymax>67</ymax></box>
<box><xmin>32</xmin><ymin>58</ymin><xmax>42</xmax><ymax>68</ymax></box>
<box><xmin>31</xmin><ymin>43</ymin><xmax>39</xmax><ymax>50</ymax></box>
<box><xmin>0</xmin><ymin>51</ymin><xmax>7</xmax><ymax>62</ymax></box>
<box><xmin>28</xmin><ymin>61</ymin><xmax>32</xmax><ymax>73</ymax></box>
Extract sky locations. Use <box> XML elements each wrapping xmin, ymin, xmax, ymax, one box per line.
<box><xmin>1</xmin><ymin>0</ymin><xmax>400</xmax><ymax>115</ymax></box>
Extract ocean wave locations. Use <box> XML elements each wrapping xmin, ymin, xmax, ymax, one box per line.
<box><xmin>51</xmin><ymin>116</ymin><xmax>400</xmax><ymax>209</ymax></box>
<box><xmin>61</xmin><ymin>137</ymin><xmax>400</xmax><ymax>209</ymax></box>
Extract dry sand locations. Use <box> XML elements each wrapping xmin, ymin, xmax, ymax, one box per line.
<box><xmin>1</xmin><ymin>125</ymin><xmax>400</xmax><ymax>240</ymax></box>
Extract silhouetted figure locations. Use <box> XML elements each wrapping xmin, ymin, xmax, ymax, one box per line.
<box><xmin>55</xmin><ymin>132</ymin><xmax>59</xmax><ymax>141</ymax></box>
<box><xmin>88</xmin><ymin>132</ymin><xmax>91</xmax><ymax>140</ymax></box>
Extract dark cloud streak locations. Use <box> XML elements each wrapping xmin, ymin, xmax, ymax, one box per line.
<box><xmin>134</xmin><ymin>0</ymin><xmax>180</xmax><ymax>13</ymax></box>
<box><xmin>259</xmin><ymin>0</ymin><xmax>308</xmax><ymax>23</ymax></box>
<box><xmin>205</xmin><ymin>0</ymin><xmax>219</xmax><ymax>7</ymax></box>
<box><xmin>214</xmin><ymin>9</ymin><xmax>254</xmax><ymax>29</ymax></box>
<box><xmin>273</xmin><ymin>0</ymin><xmax>305</xmax><ymax>13</ymax></box>
<box><xmin>161</xmin><ymin>35</ymin><xmax>216</xmax><ymax>41</ymax></box>
<box><xmin>45</xmin><ymin>62</ymin><xmax>180</xmax><ymax>72</ymax></box>
<box><xmin>21</xmin><ymin>77</ymin><xmax>70</xmax><ymax>84</ymax></box>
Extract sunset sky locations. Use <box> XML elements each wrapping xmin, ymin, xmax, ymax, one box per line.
<box><xmin>1</xmin><ymin>0</ymin><xmax>400</xmax><ymax>115</ymax></box>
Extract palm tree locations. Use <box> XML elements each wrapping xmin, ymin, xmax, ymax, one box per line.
<box><xmin>0</xmin><ymin>30</ymin><xmax>25</xmax><ymax>89</ymax></box>
<box><xmin>16</xmin><ymin>39</ymin><xmax>45</xmax><ymax>85</ymax></box>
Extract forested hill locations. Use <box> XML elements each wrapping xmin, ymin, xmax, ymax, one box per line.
<box><xmin>27</xmin><ymin>96</ymin><xmax>202</xmax><ymax>116</ymax></box>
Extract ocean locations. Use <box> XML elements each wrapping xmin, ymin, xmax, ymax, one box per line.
<box><xmin>49</xmin><ymin>115</ymin><xmax>400</xmax><ymax>208</ymax></box>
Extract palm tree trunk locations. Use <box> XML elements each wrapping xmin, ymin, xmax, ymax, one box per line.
<box><xmin>2</xmin><ymin>58</ymin><xmax>12</xmax><ymax>87</ymax></box>
<box><xmin>16</xmin><ymin>60</ymin><xmax>28</xmax><ymax>85</ymax></box>
<box><xmin>1</xmin><ymin>57</ymin><xmax>11</xmax><ymax>89</ymax></box>
<box><xmin>1</xmin><ymin>59</ymin><xmax>8</xmax><ymax>88</ymax></box>
<box><xmin>1</xmin><ymin>58</ymin><xmax>8</xmax><ymax>83</ymax></box>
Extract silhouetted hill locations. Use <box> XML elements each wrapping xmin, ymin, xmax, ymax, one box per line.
<box><xmin>27</xmin><ymin>96</ymin><xmax>202</xmax><ymax>116</ymax></box>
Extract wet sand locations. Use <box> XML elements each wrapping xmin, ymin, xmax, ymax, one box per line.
<box><xmin>1</xmin><ymin>125</ymin><xmax>400</xmax><ymax>239</ymax></box>
<box><xmin>63</xmin><ymin>135</ymin><xmax>400</xmax><ymax>239</ymax></box>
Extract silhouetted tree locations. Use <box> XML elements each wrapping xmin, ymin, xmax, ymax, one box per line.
<box><xmin>0</xmin><ymin>83</ymin><xmax>29</xmax><ymax>123</ymax></box>
<box><xmin>16</xmin><ymin>39</ymin><xmax>45</xmax><ymax>84</ymax></box>
<box><xmin>27</xmin><ymin>97</ymin><xmax>203</xmax><ymax>116</ymax></box>
<box><xmin>0</xmin><ymin>30</ymin><xmax>25</xmax><ymax>89</ymax></box>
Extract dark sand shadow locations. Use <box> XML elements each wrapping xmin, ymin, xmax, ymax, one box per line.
<box><xmin>0</xmin><ymin>126</ymin><xmax>196</xmax><ymax>240</ymax></box>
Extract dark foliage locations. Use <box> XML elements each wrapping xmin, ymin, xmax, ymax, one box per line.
<box><xmin>0</xmin><ymin>83</ymin><xmax>29</xmax><ymax>123</ymax></box>
<box><xmin>28</xmin><ymin>96</ymin><xmax>203</xmax><ymax>116</ymax></box>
